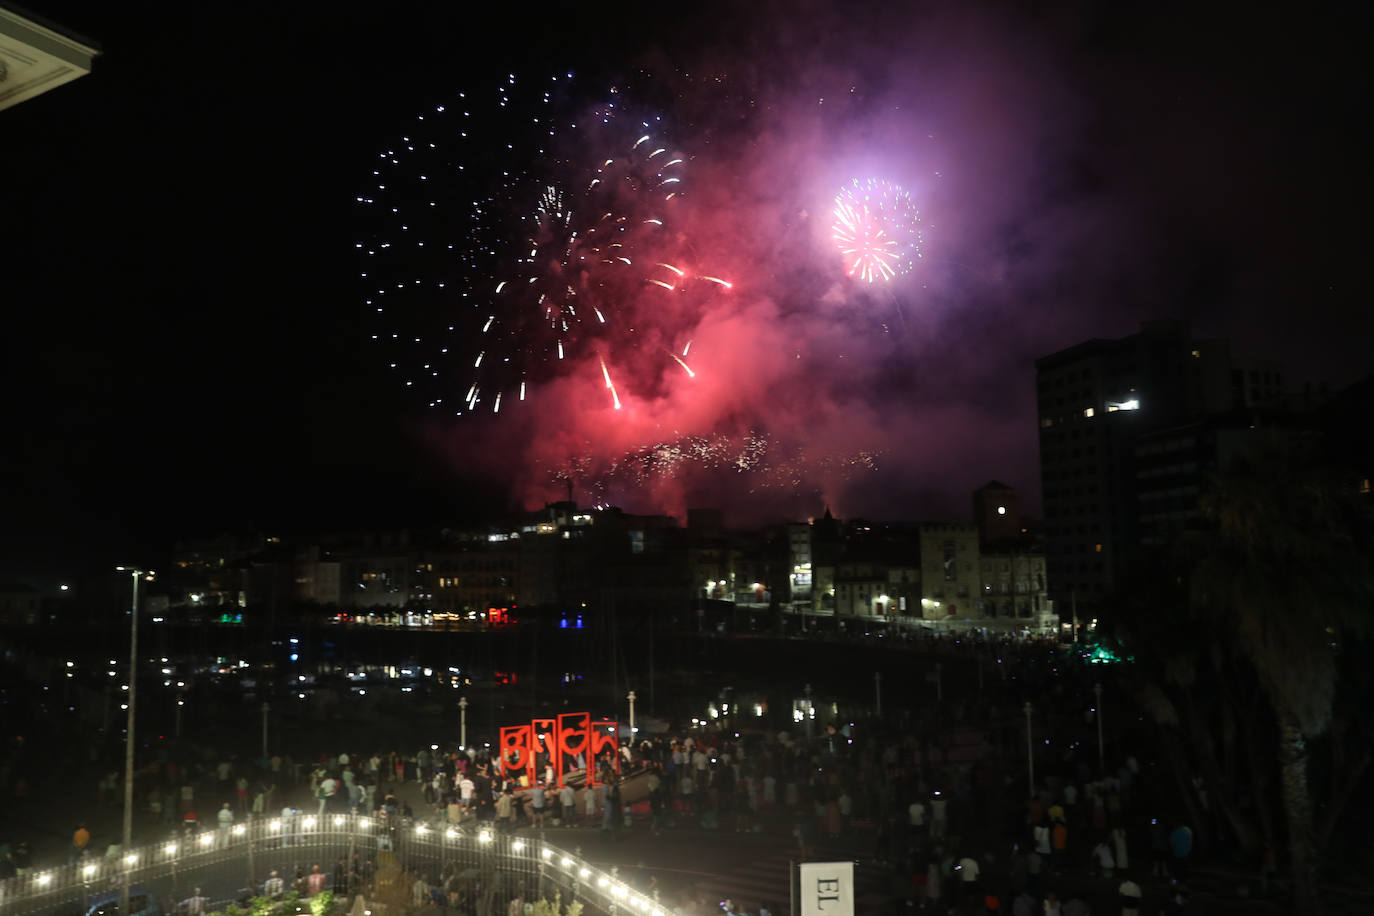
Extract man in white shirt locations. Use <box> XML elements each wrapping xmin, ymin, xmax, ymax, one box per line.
<box><xmin>679</xmin><ymin>773</ymin><xmax>695</xmax><ymax>813</ymax></box>
<box><xmin>318</xmin><ymin>775</ymin><xmax>338</xmax><ymax>816</ymax></box>
<box><xmin>182</xmin><ymin>889</ymin><xmax>209</xmax><ymax>916</ymax></box>
<box><xmin>217</xmin><ymin>803</ymin><xmax>234</xmax><ymax>830</ymax></box>
<box><xmin>908</xmin><ymin>799</ymin><xmax>926</xmax><ymax>832</ymax></box>
<box><xmin>1093</xmin><ymin>840</ymin><xmax>1116</xmax><ymax>877</ymax></box>
<box><xmin>264</xmin><ymin>871</ymin><xmax>284</xmax><ymax>898</ymax></box>
<box><xmin>1117</xmin><ymin>876</ymin><xmax>1142</xmax><ymax>916</ymax></box>
<box><xmin>281</xmin><ymin>806</ymin><xmax>297</xmax><ymax>846</ymax></box>
<box><xmin>956</xmin><ymin>855</ymin><xmax>980</xmax><ymax>910</ymax></box>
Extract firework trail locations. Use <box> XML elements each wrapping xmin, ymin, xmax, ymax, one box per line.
<box><xmin>354</xmin><ymin>73</ymin><xmax>731</xmax><ymax>415</ymax></box>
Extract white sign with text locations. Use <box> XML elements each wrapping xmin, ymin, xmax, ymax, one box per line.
<box><xmin>798</xmin><ymin>861</ymin><xmax>854</xmax><ymax>916</ymax></box>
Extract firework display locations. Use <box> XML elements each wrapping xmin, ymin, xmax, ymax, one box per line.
<box><xmin>355</xmin><ymin>74</ymin><xmax>730</xmax><ymax>415</ymax></box>
<box><xmin>355</xmin><ymin>72</ymin><xmax>932</xmax><ymax>513</ymax></box>
<box><xmin>831</xmin><ymin>178</ymin><xmax>922</xmax><ymax>283</ymax></box>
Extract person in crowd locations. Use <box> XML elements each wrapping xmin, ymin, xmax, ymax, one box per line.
<box><xmin>559</xmin><ymin>781</ymin><xmax>576</xmax><ymax>827</ymax></box>
<box><xmin>70</xmin><ymin>823</ymin><xmax>90</xmax><ymax>864</ymax></box>
<box><xmin>1118</xmin><ymin>873</ymin><xmax>1143</xmax><ymax>916</ymax></box>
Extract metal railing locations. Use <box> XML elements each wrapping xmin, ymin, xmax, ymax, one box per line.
<box><xmin>0</xmin><ymin>814</ymin><xmax>670</xmax><ymax>916</ymax></box>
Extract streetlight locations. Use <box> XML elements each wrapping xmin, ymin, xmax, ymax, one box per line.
<box><xmin>114</xmin><ymin>566</ymin><xmax>153</xmax><ymax>916</ymax></box>
<box><xmin>1094</xmin><ymin>683</ymin><xmax>1105</xmax><ymax>775</ymax></box>
<box><xmin>627</xmin><ymin>690</ymin><xmax>637</xmax><ymax>743</ymax></box>
<box><xmin>459</xmin><ymin>696</ymin><xmax>468</xmax><ymax>749</ymax></box>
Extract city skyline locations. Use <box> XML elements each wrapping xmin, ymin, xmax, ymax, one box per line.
<box><xmin>3</xmin><ymin>0</ymin><xmax>1368</xmax><ymax>575</ymax></box>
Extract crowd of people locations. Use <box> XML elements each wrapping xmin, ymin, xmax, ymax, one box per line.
<box><xmin>2</xmin><ymin>632</ymin><xmax>1248</xmax><ymax>914</ymax></box>
<box><xmin>8</xmin><ymin>706</ymin><xmax>1218</xmax><ymax>915</ymax></box>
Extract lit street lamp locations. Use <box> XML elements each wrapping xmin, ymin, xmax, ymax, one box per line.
<box><xmin>459</xmin><ymin>696</ymin><xmax>468</xmax><ymax>749</ymax></box>
<box><xmin>114</xmin><ymin>566</ymin><xmax>153</xmax><ymax>916</ymax></box>
<box><xmin>627</xmin><ymin>690</ymin><xmax>637</xmax><ymax>742</ymax></box>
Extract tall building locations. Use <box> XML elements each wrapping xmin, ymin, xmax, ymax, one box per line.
<box><xmin>971</xmin><ymin>481</ymin><xmax>1056</xmax><ymax>632</ymax></box>
<box><xmin>1035</xmin><ymin>320</ymin><xmax>1284</xmax><ymax>613</ymax></box>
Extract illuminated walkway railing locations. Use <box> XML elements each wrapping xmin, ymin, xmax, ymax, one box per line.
<box><xmin>0</xmin><ymin>813</ymin><xmax>671</xmax><ymax>916</ymax></box>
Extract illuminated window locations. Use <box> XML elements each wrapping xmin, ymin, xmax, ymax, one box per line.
<box><xmin>1094</xmin><ymin>543</ymin><xmax>1103</xmax><ymax>553</ymax></box>
<box><xmin>1360</xmin><ymin>479</ymin><xmax>1371</xmax><ymax>495</ymax></box>
<box><xmin>1083</xmin><ymin>407</ymin><xmax>1095</xmax><ymax>418</ymax></box>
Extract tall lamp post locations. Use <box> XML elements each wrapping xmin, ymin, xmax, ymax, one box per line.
<box><xmin>627</xmin><ymin>690</ymin><xmax>637</xmax><ymax>744</ymax></box>
<box><xmin>459</xmin><ymin>696</ymin><xmax>468</xmax><ymax>749</ymax></box>
<box><xmin>1094</xmin><ymin>683</ymin><xmax>1105</xmax><ymax>775</ymax></box>
<box><xmin>115</xmin><ymin>566</ymin><xmax>152</xmax><ymax>916</ymax></box>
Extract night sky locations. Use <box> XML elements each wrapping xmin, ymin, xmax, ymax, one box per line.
<box><xmin>3</xmin><ymin>0</ymin><xmax>1369</xmax><ymax>576</ymax></box>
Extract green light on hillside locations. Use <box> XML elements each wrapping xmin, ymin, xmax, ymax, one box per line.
<box><xmin>1084</xmin><ymin>642</ymin><xmax>1131</xmax><ymax>664</ymax></box>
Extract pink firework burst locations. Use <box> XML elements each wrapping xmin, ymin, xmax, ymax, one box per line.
<box><xmin>831</xmin><ymin>178</ymin><xmax>922</xmax><ymax>283</ymax></box>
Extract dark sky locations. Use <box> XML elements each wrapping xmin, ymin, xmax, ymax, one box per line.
<box><xmin>3</xmin><ymin>0</ymin><xmax>1369</xmax><ymax>576</ymax></box>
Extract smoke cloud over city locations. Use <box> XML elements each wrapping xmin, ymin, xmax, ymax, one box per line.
<box><xmin>423</xmin><ymin>2</ymin><xmax>1175</xmax><ymax>523</ymax></box>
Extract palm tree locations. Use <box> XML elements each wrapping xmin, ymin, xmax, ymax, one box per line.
<box><xmin>1189</xmin><ymin>431</ymin><xmax>1373</xmax><ymax>914</ymax></box>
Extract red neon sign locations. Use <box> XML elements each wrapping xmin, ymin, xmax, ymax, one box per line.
<box><xmin>498</xmin><ymin>711</ymin><xmax>620</xmax><ymax>787</ymax></box>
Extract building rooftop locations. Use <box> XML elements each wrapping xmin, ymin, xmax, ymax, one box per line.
<box><xmin>0</xmin><ymin>3</ymin><xmax>99</xmax><ymax>111</ymax></box>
